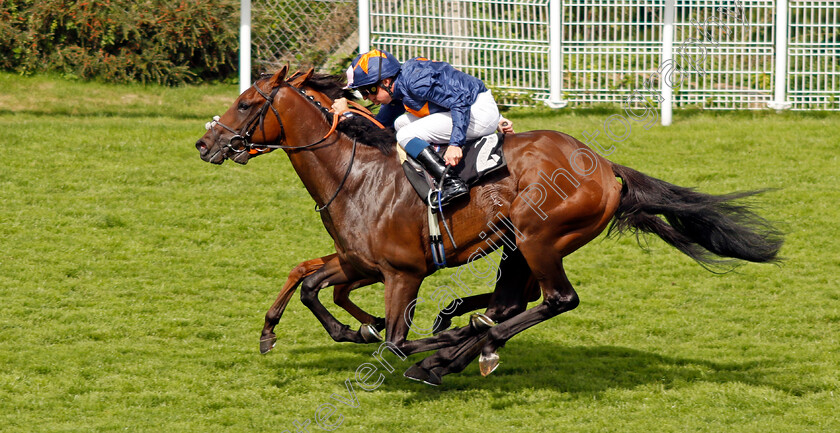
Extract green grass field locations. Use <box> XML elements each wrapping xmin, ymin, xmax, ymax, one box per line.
<box><xmin>1</xmin><ymin>72</ymin><xmax>838</xmax><ymax>432</ymax></box>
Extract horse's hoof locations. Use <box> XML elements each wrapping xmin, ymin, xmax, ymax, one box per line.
<box><xmin>426</xmin><ymin>368</ymin><xmax>443</xmax><ymax>386</ymax></box>
<box><xmin>259</xmin><ymin>336</ymin><xmax>277</xmax><ymax>354</ymax></box>
<box><xmin>432</xmin><ymin>316</ymin><xmax>452</xmax><ymax>335</ymax></box>
<box><xmin>470</xmin><ymin>313</ymin><xmax>495</xmax><ymax>332</ymax></box>
<box><xmin>360</xmin><ymin>323</ymin><xmax>383</xmax><ymax>343</ymax></box>
<box><xmin>404</xmin><ymin>364</ymin><xmax>431</xmax><ymax>383</ymax></box>
<box><xmin>404</xmin><ymin>364</ymin><xmax>442</xmax><ymax>386</ymax></box>
<box><xmin>479</xmin><ymin>352</ymin><xmax>500</xmax><ymax>377</ymax></box>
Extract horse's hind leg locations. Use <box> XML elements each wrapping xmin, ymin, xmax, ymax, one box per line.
<box><xmin>431</xmin><ymin>293</ymin><xmax>493</xmax><ymax>335</ymax></box>
<box><xmin>430</xmin><ymin>269</ymin><xmax>539</xmax><ymax>334</ymax></box>
<box><xmin>476</xmin><ymin>256</ymin><xmax>578</xmax><ymax>376</ymax></box>
<box><xmin>411</xmin><ymin>226</ymin><xmax>595</xmax><ymax>382</ymax></box>
<box><xmin>397</xmin><ymin>247</ymin><xmax>531</xmax><ymax>359</ymax></box>
<box><xmin>413</xmin><ymin>259</ymin><xmax>576</xmax><ymax>383</ymax></box>
<box><xmin>445</xmin><ymin>229</ymin><xmax>582</xmax><ymax>376</ymax></box>
<box><xmin>404</xmin><ymin>248</ymin><xmax>536</xmax><ymax>384</ymax></box>
<box><xmin>459</xmin><ymin>160</ymin><xmax>620</xmax><ymax>376</ymax></box>
<box><xmin>261</xmin><ymin>254</ymin><xmax>336</xmax><ymax>354</ymax></box>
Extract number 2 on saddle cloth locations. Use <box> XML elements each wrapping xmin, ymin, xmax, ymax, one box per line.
<box><xmin>401</xmin><ymin>133</ymin><xmax>507</xmax><ymax>202</ymax></box>
<box><xmin>399</xmin><ymin>133</ymin><xmax>507</xmax><ymax>269</ymax></box>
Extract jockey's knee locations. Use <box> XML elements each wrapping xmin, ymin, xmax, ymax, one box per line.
<box><xmin>399</xmin><ymin>137</ymin><xmax>433</xmax><ymax>159</ymax></box>
<box><xmin>394</xmin><ymin>113</ymin><xmax>411</xmax><ymax>132</ymax></box>
<box><xmin>396</xmin><ymin>128</ymin><xmax>416</xmax><ymax>148</ymax></box>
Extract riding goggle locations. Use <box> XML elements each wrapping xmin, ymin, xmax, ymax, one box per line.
<box><xmin>357</xmin><ymin>83</ymin><xmax>379</xmax><ymax>97</ymax></box>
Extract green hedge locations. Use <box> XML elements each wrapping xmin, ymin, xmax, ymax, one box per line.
<box><xmin>0</xmin><ymin>0</ymin><xmax>239</xmax><ymax>85</ymax></box>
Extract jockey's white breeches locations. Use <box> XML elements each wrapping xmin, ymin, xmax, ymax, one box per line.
<box><xmin>394</xmin><ymin>90</ymin><xmax>501</xmax><ymax>148</ymax></box>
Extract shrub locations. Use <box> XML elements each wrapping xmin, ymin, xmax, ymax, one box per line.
<box><xmin>0</xmin><ymin>0</ymin><xmax>239</xmax><ymax>85</ymax></box>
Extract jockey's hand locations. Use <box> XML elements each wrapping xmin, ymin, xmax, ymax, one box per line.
<box><xmin>331</xmin><ymin>97</ymin><xmax>350</xmax><ymax>114</ymax></box>
<box><xmin>498</xmin><ymin>117</ymin><xmax>514</xmax><ymax>134</ymax></box>
<box><xmin>444</xmin><ymin>146</ymin><xmax>463</xmax><ymax>166</ymax></box>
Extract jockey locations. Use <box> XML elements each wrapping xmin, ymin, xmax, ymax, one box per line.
<box><xmin>332</xmin><ymin>49</ymin><xmax>513</xmax><ymax>208</ymax></box>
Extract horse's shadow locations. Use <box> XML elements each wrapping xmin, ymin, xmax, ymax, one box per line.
<box><xmin>280</xmin><ymin>341</ymin><xmax>822</xmax><ymax>401</ymax></box>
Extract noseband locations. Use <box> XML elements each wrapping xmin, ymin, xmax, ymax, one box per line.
<box><xmin>204</xmin><ymin>84</ymin><xmax>286</xmax><ymax>156</ymax></box>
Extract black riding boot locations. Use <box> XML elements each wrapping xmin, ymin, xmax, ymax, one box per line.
<box><xmin>414</xmin><ymin>146</ymin><xmax>469</xmax><ymax>208</ymax></box>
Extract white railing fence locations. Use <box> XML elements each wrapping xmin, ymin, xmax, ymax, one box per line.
<box><xmin>787</xmin><ymin>0</ymin><xmax>839</xmax><ymax>110</ymax></box>
<box><xmin>246</xmin><ymin>0</ymin><xmax>840</xmax><ymax>114</ymax></box>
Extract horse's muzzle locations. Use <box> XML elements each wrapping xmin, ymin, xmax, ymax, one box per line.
<box><xmin>195</xmin><ymin>139</ymin><xmax>225</xmax><ymax>164</ymax></box>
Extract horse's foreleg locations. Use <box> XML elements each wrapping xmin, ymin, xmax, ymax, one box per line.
<box><xmin>299</xmin><ymin>257</ymin><xmax>372</xmax><ymax>344</ymax></box>
<box><xmin>380</xmin><ymin>272</ymin><xmax>424</xmax><ymax>352</ymax></box>
<box><xmin>260</xmin><ymin>254</ymin><xmax>336</xmax><ymax>354</ymax></box>
<box><xmin>333</xmin><ymin>278</ymin><xmax>384</xmax><ymax>339</ymax></box>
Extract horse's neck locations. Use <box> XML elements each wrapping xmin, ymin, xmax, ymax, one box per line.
<box><xmin>278</xmin><ymin>92</ymin><xmax>401</xmax><ymax>216</ymax></box>
<box><xmin>287</xmin><ymin>138</ymin><xmax>394</xmax><ymax>200</ymax></box>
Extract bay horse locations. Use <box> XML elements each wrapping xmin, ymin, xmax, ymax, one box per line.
<box><xmin>195</xmin><ymin>67</ymin><xmax>782</xmax><ymax>384</ymax></box>
<box><xmin>249</xmin><ymin>70</ymin><xmax>515</xmax><ymax>345</ymax></box>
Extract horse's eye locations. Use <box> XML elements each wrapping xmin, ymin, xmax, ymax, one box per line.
<box><xmin>238</xmin><ymin>102</ymin><xmax>250</xmax><ymax>110</ymax></box>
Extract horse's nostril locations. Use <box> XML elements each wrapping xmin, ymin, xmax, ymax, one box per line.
<box><xmin>196</xmin><ymin>140</ymin><xmax>207</xmax><ymax>152</ymax></box>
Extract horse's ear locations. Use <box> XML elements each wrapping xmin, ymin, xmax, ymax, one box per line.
<box><xmin>268</xmin><ymin>65</ymin><xmax>288</xmax><ymax>88</ymax></box>
<box><xmin>289</xmin><ymin>67</ymin><xmax>315</xmax><ymax>87</ymax></box>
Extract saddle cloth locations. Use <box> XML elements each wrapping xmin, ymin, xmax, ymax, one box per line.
<box><xmin>399</xmin><ymin>133</ymin><xmax>507</xmax><ymax>201</ymax></box>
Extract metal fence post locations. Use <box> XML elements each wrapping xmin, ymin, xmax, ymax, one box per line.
<box><xmin>359</xmin><ymin>0</ymin><xmax>371</xmax><ymax>54</ymax></box>
<box><xmin>661</xmin><ymin>0</ymin><xmax>675</xmax><ymax>126</ymax></box>
<box><xmin>546</xmin><ymin>0</ymin><xmax>567</xmax><ymax>108</ymax></box>
<box><xmin>769</xmin><ymin>0</ymin><xmax>792</xmax><ymax>110</ymax></box>
<box><xmin>239</xmin><ymin>0</ymin><xmax>251</xmax><ymax>95</ymax></box>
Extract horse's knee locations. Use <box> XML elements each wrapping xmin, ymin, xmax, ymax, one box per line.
<box><xmin>289</xmin><ymin>262</ymin><xmax>309</xmax><ymax>280</ymax></box>
<box><xmin>299</xmin><ymin>277</ymin><xmax>320</xmax><ymax>307</ymax></box>
<box><xmin>544</xmin><ymin>289</ymin><xmax>579</xmax><ymax>313</ymax></box>
<box><xmin>486</xmin><ymin>302</ymin><xmax>527</xmax><ymax>323</ymax></box>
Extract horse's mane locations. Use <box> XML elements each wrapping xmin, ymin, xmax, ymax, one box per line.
<box><xmin>260</xmin><ymin>71</ymin><xmax>397</xmax><ymax>155</ymax></box>
<box><xmin>286</xmin><ymin>71</ymin><xmax>353</xmax><ymax>101</ymax></box>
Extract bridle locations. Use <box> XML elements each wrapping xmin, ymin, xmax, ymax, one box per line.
<box><xmin>204</xmin><ymin>80</ymin><xmax>357</xmax><ymax>212</ymax></box>
<box><xmin>205</xmin><ymin>82</ymin><xmax>336</xmax><ymax>156</ymax></box>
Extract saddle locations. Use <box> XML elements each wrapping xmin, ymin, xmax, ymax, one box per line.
<box><xmin>399</xmin><ymin>133</ymin><xmax>507</xmax><ymax>201</ymax></box>
<box><xmin>398</xmin><ymin>133</ymin><xmax>507</xmax><ymax>269</ymax></box>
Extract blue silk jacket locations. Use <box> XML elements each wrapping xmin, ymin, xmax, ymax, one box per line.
<box><xmin>375</xmin><ymin>58</ymin><xmax>488</xmax><ymax>147</ymax></box>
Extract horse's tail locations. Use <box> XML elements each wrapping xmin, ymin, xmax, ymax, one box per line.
<box><xmin>609</xmin><ymin>163</ymin><xmax>783</xmax><ymax>266</ymax></box>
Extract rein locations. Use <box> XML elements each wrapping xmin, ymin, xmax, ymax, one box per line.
<box><xmin>205</xmin><ymin>80</ymin><xmax>380</xmax><ymax>212</ymax></box>
<box><xmin>316</xmin><ymin>138</ymin><xmax>357</xmax><ymax>212</ymax></box>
